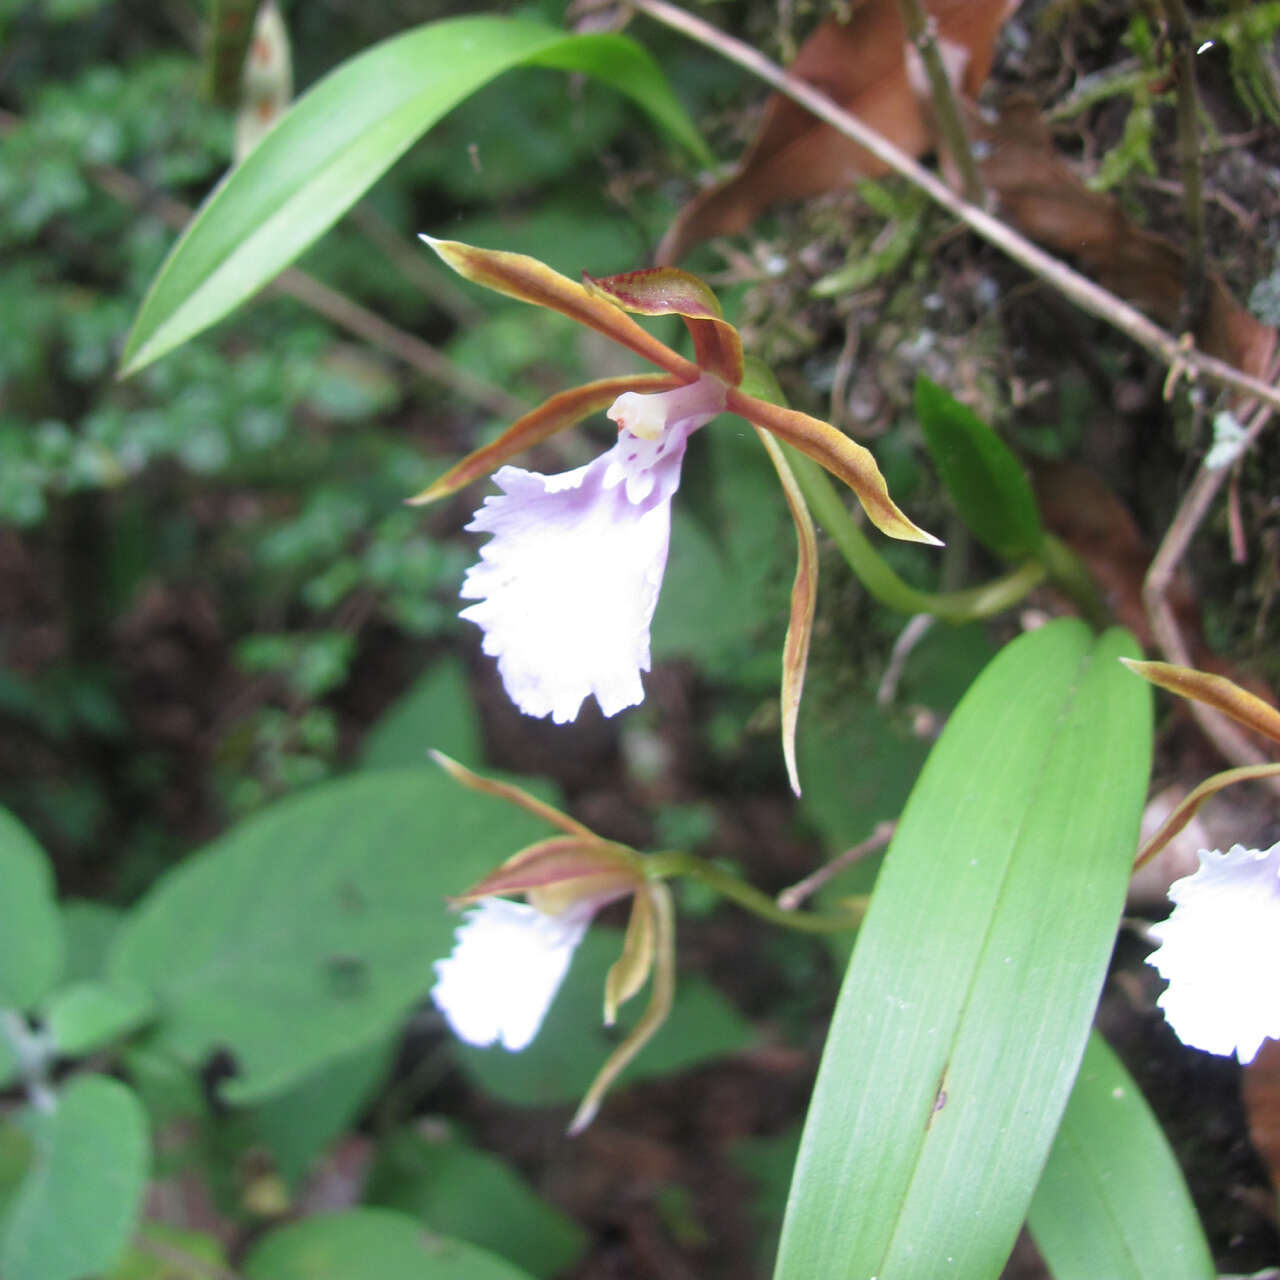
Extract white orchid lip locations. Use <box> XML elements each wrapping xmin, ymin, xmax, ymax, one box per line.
<box><xmin>1147</xmin><ymin>840</ymin><xmax>1280</xmax><ymax>1064</ymax></box>
<box><xmin>459</xmin><ymin>375</ymin><xmax>726</xmax><ymax>724</ymax></box>
<box><xmin>432</xmin><ymin>898</ymin><xmax>592</xmax><ymax>1052</ymax></box>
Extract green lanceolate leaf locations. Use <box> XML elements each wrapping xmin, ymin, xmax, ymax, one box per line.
<box><xmin>0</xmin><ymin>1075</ymin><xmax>150</xmax><ymax>1280</ymax></box>
<box><xmin>367</xmin><ymin>1128</ymin><xmax>587</xmax><ymax>1278</ymax></box>
<box><xmin>914</xmin><ymin>376</ymin><xmax>1044</xmax><ymax>561</ymax></box>
<box><xmin>1028</xmin><ymin>1031</ymin><xmax>1214</xmax><ymax>1280</ymax></box>
<box><xmin>121</xmin><ymin>16</ymin><xmax>710</xmax><ymax>374</ymax></box>
<box><xmin>0</xmin><ymin>809</ymin><xmax>63</xmax><ymax>1011</ymax></box>
<box><xmin>243</xmin><ymin>1208</ymin><xmax>537</xmax><ymax>1280</ymax></box>
<box><xmin>108</xmin><ymin>767</ymin><xmax>553</xmax><ymax>1102</ymax></box>
<box><xmin>772</xmin><ymin>620</ymin><xmax>1152</xmax><ymax>1280</ymax></box>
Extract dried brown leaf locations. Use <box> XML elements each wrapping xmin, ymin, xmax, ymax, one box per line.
<box><xmin>975</xmin><ymin>101</ymin><xmax>1277</xmax><ymax>381</ymax></box>
<box><xmin>1242</xmin><ymin>1038</ymin><xmax>1280</xmax><ymax>1196</ymax></box>
<box><xmin>656</xmin><ymin>0</ymin><xmax>1021</xmax><ymax>265</ymax></box>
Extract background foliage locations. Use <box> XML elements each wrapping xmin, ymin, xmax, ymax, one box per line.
<box><xmin>1</xmin><ymin>0</ymin><xmax>1278</xmax><ymax>1276</ymax></box>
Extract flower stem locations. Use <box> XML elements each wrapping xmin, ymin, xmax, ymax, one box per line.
<box><xmin>790</xmin><ymin>452</ymin><xmax>1045</xmax><ymax>622</ymax></box>
<box><xmin>645</xmin><ymin>851</ymin><xmax>866</xmax><ymax>933</ymax></box>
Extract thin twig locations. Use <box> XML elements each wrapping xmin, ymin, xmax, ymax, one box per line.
<box><xmin>1161</xmin><ymin>0</ymin><xmax>1207</xmax><ymax>329</ymax></box>
<box><xmin>895</xmin><ymin>0</ymin><xmax>985</xmax><ymax>205</ymax></box>
<box><xmin>1142</xmin><ymin>397</ymin><xmax>1280</xmax><ymax>791</ymax></box>
<box><xmin>877</xmin><ymin>612</ymin><xmax>935</xmax><ymax>706</ymax></box>
<box><xmin>629</xmin><ymin>0</ymin><xmax>1280</xmax><ymax>413</ymax></box>
<box><xmin>777</xmin><ymin>820</ymin><xmax>896</xmax><ymax>911</ymax></box>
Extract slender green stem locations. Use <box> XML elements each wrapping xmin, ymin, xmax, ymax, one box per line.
<box><xmin>645</xmin><ymin>851</ymin><xmax>866</xmax><ymax>934</ymax></box>
<box><xmin>1039</xmin><ymin>533</ymin><xmax>1110</xmax><ymax>630</ymax></box>
<box><xmin>790</xmin><ymin>451</ymin><xmax>1046</xmax><ymax>622</ymax></box>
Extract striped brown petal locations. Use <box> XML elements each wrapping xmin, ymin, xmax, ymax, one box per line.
<box><xmin>754</xmin><ymin>429</ymin><xmax>818</xmax><ymax>797</ymax></box>
<box><xmin>730</xmin><ymin>388</ymin><xmax>942</xmax><ymax>546</ymax></box>
<box><xmin>1120</xmin><ymin>660</ymin><xmax>1280</xmax><ymax>747</ymax></box>
<box><xmin>422</xmin><ymin>237</ymin><xmax>699</xmax><ymax>380</ymax></box>
<box><xmin>584</xmin><ymin>266</ymin><xmax>745</xmax><ymax>387</ymax></box>
<box><xmin>407</xmin><ymin>373</ymin><xmax>685</xmax><ymax>504</ymax></box>
<box><xmin>1135</xmin><ymin>763</ymin><xmax>1280</xmax><ymax>870</ymax></box>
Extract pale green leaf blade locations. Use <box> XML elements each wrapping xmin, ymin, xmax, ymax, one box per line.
<box><xmin>106</xmin><ymin>1223</ymin><xmax>229</xmax><ymax>1280</ymax></box>
<box><xmin>121</xmin><ymin>16</ymin><xmax>708</xmax><ymax>374</ymax></box>
<box><xmin>109</xmin><ymin>767</ymin><xmax>553</xmax><ymax>1101</ymax></box>
<box><xmin>773</xmin><ymin>621</ymin><xmax>1152</xmax><ymax>1279</ymax></box>
<box><xmin>367</xmin><ymin>1128</ymin><xmax>587</xmax><ymax>1278</ymax></box>
<box><xmin>0</xmin><ymin>1076</ymin><xmax>150</xmax><ymax>1280</ymax></box>
<box><xmin>44</xmin><ymin>979</ymin><xmax>154</xmax><ymax>1057</ymax></box>
<box><xmin>246</xmin><ymin>1036</ymin><xmax>396</xmax><ymax>1188</ymax></box>
<box><xmin>0</xmin><ymin>809</ymin><xmax>63</xmax><ymax>1010</ymax></box>
<box><xmin>243</xmin><ymin>1208</ymin><xmax>537</xmax><ymax>1280</ymax></box>
<box><xmin>1028</xmin><ymin>1031</ymin><xmax>1214</xmax><ymax>1280</ymax></box>
<box><xmin>359</xmin><ymin>656</ymin><xmax>482</xmax><ymax>770</ymax></box>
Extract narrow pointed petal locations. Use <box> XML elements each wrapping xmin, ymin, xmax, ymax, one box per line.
<box><xmin>1134</xmin><ymin>762</ymin><xmax>1280</xmax><ymax>870</ymax></box>
<box><xmin>429</xmin><ymin>750</ymin><xmax>596</xmax><ymax>839</ymax></box>
<box><xmin>421</xmin><ymin>237</ymin><xmax>698</xmax><ymax>380</ymax></box>
<box><xmin>754</xmin><ymin>429</ymin><xmax>817</xmax><ymax>797</ymax></box>
<box><xmin>454</xmin><ymin>836</ymin><xmax>642</xmax><ymax>907</ymax></box>
<box><xmin>432</xmin><ymin>898</ymin><xmax>589</xmax><ymax>1052</ymax></box>
<box><xmin>728</xmin><ymin>388</ymin><xmax>941</xmax><ymax>546</ymax></box>
<box><xmin>1121</xmin><ymin>659</ymin><xmax>1280</xmax><ymax>746</ymax></box>
<box><xmin>407</xmin><ymin>373</ymin><xmax>683</xmax><ymax>505</ymax></box>
<box><xmin>569</xmin><ymin>882</ymin><xmax>676</xmax><ymax>1134</ymax></box>
<box><xmin>603</xmin><ymin>887</ymin><xmax>656</xmax><ymax>1025</ymax></box>
<box><xmin>584</xmin><ymin>267</ymin><xmax>744</xmax><ymax>386</ymax></box>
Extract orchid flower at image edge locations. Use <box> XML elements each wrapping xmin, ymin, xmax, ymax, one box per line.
<box><xmin>1121</xmin><ymin>658</ymin><xmax>1280</xmax><ymax>1064</ymax></box>
<box><xmin>427</xmin><ymin>752</ymin><xmax>676</xmax><ymax>1134</ymax></box>
<box><xmin>1146</xmin><ymin>841</ymin><xmax>1280</xmax><ymax>1064</ymax></box>
<box><xmin>410</xmin><ymin>238</ymin><xmax>940</xmax><ymax>794</ymax></box>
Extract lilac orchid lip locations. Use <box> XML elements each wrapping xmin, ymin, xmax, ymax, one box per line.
<box><xmin>458</xmin><ymin>376</ymin><xmax>726</xmax><ymax>724</ymax></box>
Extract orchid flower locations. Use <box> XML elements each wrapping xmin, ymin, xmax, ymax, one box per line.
<box><xmin>411</xmin><ymin>239</ymin><xmax>940</xmax><ymax>793</ymax></box>
<box><xmin>1121</xmin><ymin>659</ymin><xmax>1280</xmax><ymax>1062</ymax></box>
<box><xmin>1146</xmin><ymin>842</ymin><xmax>1280</xmax><ymax>1063</ymax></box>
<box><xmin>428</xmin><ymin>752</ymin><xmax>676</xmax><ymax>1134</ymax></box>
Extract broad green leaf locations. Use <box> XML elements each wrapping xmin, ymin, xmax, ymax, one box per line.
<box><xmin>243</xmin><ymin>1208</ymin><xmax>536</xmax><ymax>1280</ymax></box>
<box><xmin>773</xmin><ymin>621</ymin><xmax>1151</xmax><ymax>1280</ymax></box>
<box><xmin>1028</xmin><ymin>1031</ymin><xmax>1214</xmax><ymax>1280</ymax></box>
<box><xmin>121</xmin><ymin>16</ymin><xmax>709</xmax><ymax>374</ymax></box>
<box><xmin>44</xmin><ymin>978</ymin><xmax>154</xmax><ymax>1056</ymax></box>
<box><xmin>359</xmin><ymin>656</ymin><xmax>481</xmax><ymax>770</ymax></box>
<box><xmin>454</xmin><ymin>928</ymin><xmax>752</xmax><ymax>1109</ymax></box>
<box><xmin>110</xmin><ymin>767</ymin><xmax>553</xmax><ymax>1101</ymax></box>
<box><xmin>106</xmin><ymin>1223</ymin><xmax>229</xmax><ymax>1280</ymax></box>
<box><xmin>59</xmin><ymin>901</ymin><xmax>124</xmax><ymax>984</ymax></box>
<box><xmin>366</xmin><ymin>1128</ymin><xmax>586</xmax><ymax>1278</ymax></box>
<box><xmin>0</xmin><ymin>1075</ymin><xmax>150</xmax><ymax>1280</ymax></box>
<box><xmin>0</xmin><ymin>808</ymin><xmax>63</xmax><ymax>1010</ymax></box>
<box><xmin>914</xmin><ymin>376</ymin><xmax>1044</xmax><ymax>560</ymax></box>
<box><xmin>245</xmin><ymin>1035</ymin><xmax>395</xmax><ymax>1188</ymax></box>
